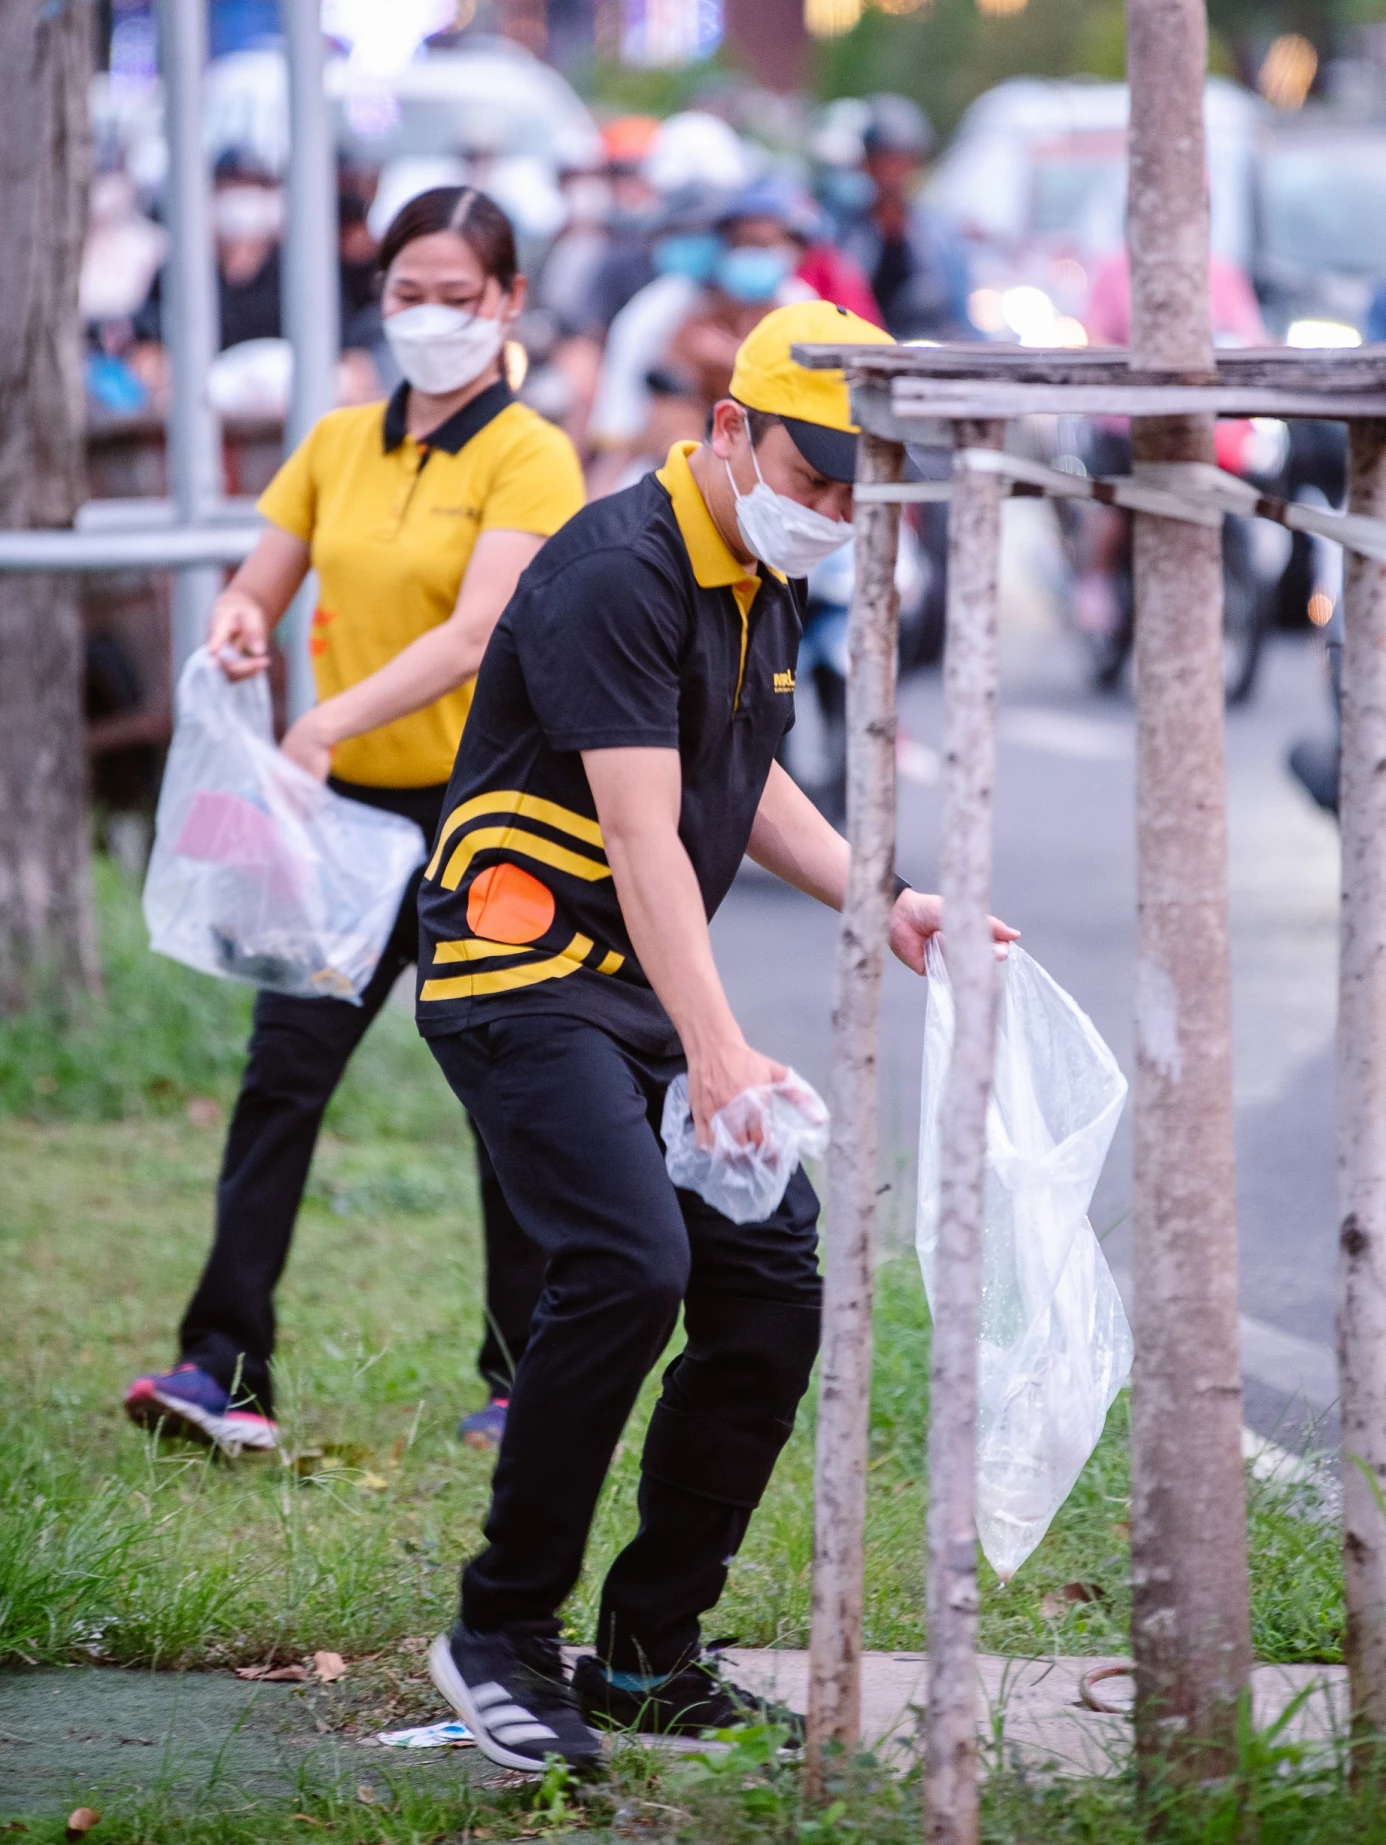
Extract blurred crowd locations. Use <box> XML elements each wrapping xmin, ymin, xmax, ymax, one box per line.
<box><xmin>79</xmin><ymin>87</ymin><xmax>976</xmax><ymax>496</ymax></box>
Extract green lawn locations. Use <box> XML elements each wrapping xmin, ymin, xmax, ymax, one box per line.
<box><xmin>0</xmin><ymin>864</ymin><xmax>1355</xmax><ymax>1840</ymax></box>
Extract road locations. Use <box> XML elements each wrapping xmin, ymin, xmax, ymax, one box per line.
<box><xmin>712</xmin><ymin>505</ymin><xmax>1342</xmax><ymax>1451</ymax></box>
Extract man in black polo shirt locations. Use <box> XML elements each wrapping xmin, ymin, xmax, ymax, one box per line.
<box><xmin>417</xmin><ymin>301</ymin><xmax>1014</xmax><ymax>1772</ymax></box>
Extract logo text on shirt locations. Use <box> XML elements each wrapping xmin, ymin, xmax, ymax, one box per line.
<box><xmin>773</xmin><ymin>669</ymin><xmax>796</xmax><ymax>694</ymax></box>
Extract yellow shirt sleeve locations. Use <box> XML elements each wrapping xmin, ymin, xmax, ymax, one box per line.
<box><xmin>255</xmin><ymin>420</ymin><xmax>321</xmax><ymax>541</ymax></box>
<box><xmin>479</xmin><ymin>416</ymin><xmax>585</xmax><ymax>539</ymax></box>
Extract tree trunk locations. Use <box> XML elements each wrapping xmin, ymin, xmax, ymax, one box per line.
<box><xmin>806</xmin><ymin>431</ymin><xmax>904</xmax><ymax>1790</ymax></box>
<box><xmin>0</xmin><ymin>0</ymin><xmax>97</xmax><ymax>1014</ymax></box>
<box><xmin>1125</xmin><ymin>0</ymin><xmax>1252</xmax><ymax>1779</ymax></box>
<box><xmin>1335</xmin><ymin>419</ymin><xmax>1386</xmax><ymax>1750</ymax></box>
<box><xmin>925</xmin><ymin>421</ymin><xmax>1004</xmax><ymax>1845</ymax></box>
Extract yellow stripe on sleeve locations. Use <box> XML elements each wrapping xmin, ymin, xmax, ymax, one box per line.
<box><xmin>439</xmin><ymin>826</ymin><xmax>612</xmax><ymax>893</ymax></box>
<box><xmin>425</xmin><ymin>789</ymin><xmax>605</xmax><ymax>879</ymax></box>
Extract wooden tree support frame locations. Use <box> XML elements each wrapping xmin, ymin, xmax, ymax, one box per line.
<box><xmin>801</xmin><ymin>338</ymin><xmax>1386</xmax><ymax>1830</ymax></box>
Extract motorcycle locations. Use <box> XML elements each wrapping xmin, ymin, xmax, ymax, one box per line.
<box><xmin>1052</xmin><ymin>415</ymin><xmax>1292</xmax><ymax>705</ymax></box>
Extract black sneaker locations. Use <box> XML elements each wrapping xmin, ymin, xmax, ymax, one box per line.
<box><xmin>571</xmin><ymin>1651</ymin><xmax>805</xmax><ymax>1744</ymax></box>
<box><xmin>428</xmin><ymin>1626</ymin><xmax>602</xmax><ymax>1775</ymax></box>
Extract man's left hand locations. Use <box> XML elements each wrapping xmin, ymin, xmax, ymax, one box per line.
<box><xmin>888</xmin><ymin>888</ymin><xmax>1020</xmax><ymax>975</ymax></box>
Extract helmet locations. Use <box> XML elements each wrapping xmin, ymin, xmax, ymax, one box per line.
<box><xmin>862</xmin><ymin>93</ymin><xmax>935</xmax><ymax>160</ymax></box>
<box><xmin>644</xmin><ymin>111</ymin><xmax>751</xmax><ymax>193</ymax></box>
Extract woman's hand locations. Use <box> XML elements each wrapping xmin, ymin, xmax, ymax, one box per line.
<box><xmin>280</xmin><ymin>708</ymin><xmax>335</xmax><ymax>782</ymax></box>
<box><xmin>888</xmin><ymin>890</ymin><xmax>1020</xmax><ymax>975</ymax></box>
<box><xmin>207</xmin><ymin>587</ymin><xmax>270</xmax><ymax>680</ymax></box>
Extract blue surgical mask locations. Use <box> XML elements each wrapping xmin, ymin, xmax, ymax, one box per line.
<box><xmin>819</xmin><ymin>168</ymin><xmax>876</xmax><ymax>215</ymax></box>
<box><xmin>653</xmin><ymin>232</ymin><xmax>722</xmax><ymax>283</ymax></box>
<box><xmin>715</xmin><ymin>245</ymin><xmax>795</xmax><ymax>304</ymax></box>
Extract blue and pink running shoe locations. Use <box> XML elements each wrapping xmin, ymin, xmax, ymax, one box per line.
<box><xmin>124</xmin><ymin>1363</ymin><xmax>278</xmax><ymax>1456</ymax></box>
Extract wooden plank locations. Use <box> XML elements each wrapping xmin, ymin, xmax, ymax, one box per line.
<box><xmin>797</xmin><ymin>340</ymin><xmax>1386</xmax><ymax>394</ymax></box>
<box><xmin>889</xmin><ymin>378</ymin><xmax>1386</xmax><ymax>421</ymax></box>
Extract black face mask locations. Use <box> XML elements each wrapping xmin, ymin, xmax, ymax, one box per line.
<box><xmin>340</xmin><ymin>260</ymin><xmax>377</xmax><ymax>316</ymax></box>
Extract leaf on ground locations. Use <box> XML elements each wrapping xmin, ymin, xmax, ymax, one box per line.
<box><xmin>65</xmin><ymin>1811</ymin><xmax>100</xmax><ymax>1841</ymax></box>
<box><xmin>313</xmin><ymin>1650</ymin><xmax>348</xmax><ymax>1683</ymax></box>
<box><xmin>291</xmin><ymin>1816</ymin><xmax>324</xmax><ymax>1827</ymax></box>
<box><xmin>357</xmin><ymin>1783</ymin><xmax>377</xmax><ymax>1805</ymax></box>
<box><xmin>358</xmin><ymin>1473</ymin><xmax>390</xmax><ymax>1492</ymax></box>
<box><xmin>1040</xmin><ymin>1581</ymin><xmax>1107</xmax><ymax>1617</ymax></box>
<box><xmin>235</xmin><ymin>1662</ymin><xmax>310</xmax><ymax>1681</ymax></box>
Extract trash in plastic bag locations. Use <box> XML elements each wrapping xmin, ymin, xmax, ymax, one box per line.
<box><xmin>143</xmin><ymin>650</ymin><xmax>426</xmax><ymax>1003</ymax></box>
<box><xmin>916</xmin><ymin>940</ymin><xmax>1131</xmax><ymax>1582</ymax></box>
<box><xmin>662</xmin><ymin>1069</ymin><xmax>830</xmax><ymax>1224</ymax></box>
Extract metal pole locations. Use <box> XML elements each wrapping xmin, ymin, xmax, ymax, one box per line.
<box><xmin>156</xmin><ymin>0</ymin><xmax>223</xmax><ymax>675</ymax></box>
<box><xmin>281</xmin><ymin>0</ymin><xmax>339</xmax><ymax>723</ymax></box>
<box><xmin>805</xmin><ymin>431</ymin><xmax>904</xmax><ymax>1788</ymax></box>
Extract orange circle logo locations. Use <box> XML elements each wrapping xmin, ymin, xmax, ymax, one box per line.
<box><xmin>466</xmin><ymin>861</ymin><xmax>556</xmax><ymax>944</ymax></box>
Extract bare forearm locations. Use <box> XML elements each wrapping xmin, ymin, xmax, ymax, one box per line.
<box><xmin>603</xmin><ymin>826</ymin><xmax>743</xmax><ymax>1059</ymax></box>
<box><xmin>230</xmin><ymin>530</ymin><xmax>310</xmax><ymax>628</ymax></box>
<box><xmin>747</xmin><ymin>761</ymin><xmax>850</xmax><ymax>910</ymax></box>
<box><xmin>315</xmin><ymin>624</ymin><xmax>480</xmax><ymax>747</ymax></box>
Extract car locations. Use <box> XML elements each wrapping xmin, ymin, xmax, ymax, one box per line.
<box><xmin>927</xmin><ymin>76</ymin><xmax>1264</xmax><ymax>342</ymax></box>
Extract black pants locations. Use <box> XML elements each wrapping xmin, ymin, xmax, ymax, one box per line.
<box><xmin>178</xmin><ymin>780</ymin><xmax>547</xmax><ymax>1416</ymax></box>
<box><xmin>428</xmin><ymin>1014</ymin><xmax>822</xmax><ymax>1677</ymax></box>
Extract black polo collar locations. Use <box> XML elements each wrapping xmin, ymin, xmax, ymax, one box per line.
<box><xmin>382</xmin><ymin>378</ymin><xmax>515</xmax><ymax>456</ymax></box>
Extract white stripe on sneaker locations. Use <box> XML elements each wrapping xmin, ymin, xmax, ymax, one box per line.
<box><xmin>493</xmin><ymin>1721</ymin><xmax>559</xmax><ymax>1745</ymax></box>
<box><xmin>427</xmin><ymin>1636</ymin><xmax>563</xmax><ymax>1777</ymax></box>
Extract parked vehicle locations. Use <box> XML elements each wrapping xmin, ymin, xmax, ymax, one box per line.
<box><xmin>1253</xmin><ymin>119</ymin><xmax>1386</xmax><ymax>346</ymax></box>
<box><xmin>928</xmin><ymin>77</ymin><xmax>1263</xmax><ymax>341</ymax></box>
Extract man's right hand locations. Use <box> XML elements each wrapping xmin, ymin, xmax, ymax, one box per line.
<box><xmin>207</xmin><ymin>588</ymin><xmax>270</xmax><ymax>680</ymax></box>
<box><xmin>687</xmin><ymin>1037</ymin><xmax>787</xmax><ymax>1149</ymax></box>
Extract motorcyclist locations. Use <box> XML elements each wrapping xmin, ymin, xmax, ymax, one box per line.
<box><xmin>829</xmin><ymin>94</ymin><xmax>974</xmax><ymax>342</ymax></box>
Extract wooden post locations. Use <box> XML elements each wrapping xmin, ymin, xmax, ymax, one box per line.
<box><xmin>1335</xmin><ymin>418</ymin><xmax>1386</xmax><ymax>1749</ymax></box>
<box><xmin>925</xmin><ymin>421</ymin><xmax>1004</xmax><ymax>1845</ymax></box>
<box><xmin>806</xmin><ymin>430</ymin><xmax>904</xmax><ymax>1789</ymax></box>
<box><xmin>1125</xmin><ymin>0</ymin><xmax>1252</xmax><ymax>1779</ymax></box>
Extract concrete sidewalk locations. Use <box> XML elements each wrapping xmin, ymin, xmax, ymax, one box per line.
<box><xmin>1</xmin><ymin>1651</ymin><xmax>1349</xmax><ymax>1816</ymax></box>
<box><xmin>723</xmin><ymin>1649</ymin><xmax>1347</xmax><ymax>1777</ymax></box>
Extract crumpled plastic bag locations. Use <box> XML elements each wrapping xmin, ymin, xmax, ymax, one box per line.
<box><xmin>143</xmin><ymin>650</ymin><xmax>425</xmax><ymax>1003</ymax></box>
<box><xmin>662</xmin><ymin>1069</ymin><xmax>830</xmax><ymax>1224</ymax></box>
<box><xmin>916</xmin><ymin>940</ymin><xmax>1132</xmax><ymax>1581</ymax></box>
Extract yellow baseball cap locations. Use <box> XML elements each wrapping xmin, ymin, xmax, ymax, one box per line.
<box><xmin>728</xmin><ymin>299</ymin><xmax>894</xmax><ymax>482</ymax></box>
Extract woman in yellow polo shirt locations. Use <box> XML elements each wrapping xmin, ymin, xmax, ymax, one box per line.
<box><xmin>125</xmin><ymin>187</ymin><xmax>584</xmax><ymax>1456</ymax></box>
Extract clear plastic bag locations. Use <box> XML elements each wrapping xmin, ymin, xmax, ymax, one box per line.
<box><xmin>142</xmin><ymin>650</ymin><xmax>426</xmax><ymax>1003</ymax></box>
<box><xmin>662</xmin><ymin>1069</ymin><xmax>830</xmax><ymax>1224</ymax></box>
<box><xmin>916</xmin><ymin>941</ymin><xmax>1132</xmax><ymax>1581</ymax></box>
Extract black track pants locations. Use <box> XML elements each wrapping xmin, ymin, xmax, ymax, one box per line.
<box><xmin>177</xmin><ymin>781</ymin><xmax>547</xmax><ymax>1415</ymax></box>
<box><xmin>427</xmin><ymin>1014</ymin><xmax>822</xmax><ymax>1677</ymax></box>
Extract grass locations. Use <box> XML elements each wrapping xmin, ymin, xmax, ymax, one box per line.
<box><xmin>0</xmin><ymin>863</ymin><xmax>1357</xmax><ymax>1837</ymax></box>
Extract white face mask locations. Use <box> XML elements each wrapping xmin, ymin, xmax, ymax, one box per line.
<box><xmin>725</xmin><ymin>422</ymin><xmax>853</xmax><ymax>577</ymax></box>
<box><xmin>213</xmin><ymin>185</ymin><xmax>284</xmax><ymax>241</ymax></box>
<box><xmin>383</xmin><ymin>302</ymin><xmax>506</xmax><ymax>396</ymax></box>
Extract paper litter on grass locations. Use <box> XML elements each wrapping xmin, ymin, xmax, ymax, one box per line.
<box><xmin>377</xmin><ymin>1719</ymin><xmax>474</xmax><ymax>1748</ymax></box>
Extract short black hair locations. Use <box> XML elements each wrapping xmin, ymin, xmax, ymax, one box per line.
<box><xmin>376</xmin><ymin>186</ymin><xmax>519</xmax><ymax>290</ymax></box>
<box><xmin>732</xmin><ymin>400</ymin><xmax>781</xmax><ymax>446</ymax></box>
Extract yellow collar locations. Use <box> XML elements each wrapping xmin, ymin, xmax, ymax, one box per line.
<box><xmin>655</xmin><ymin>441</ymin><xmax>786</xmax><ymax>590</ymax></box>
